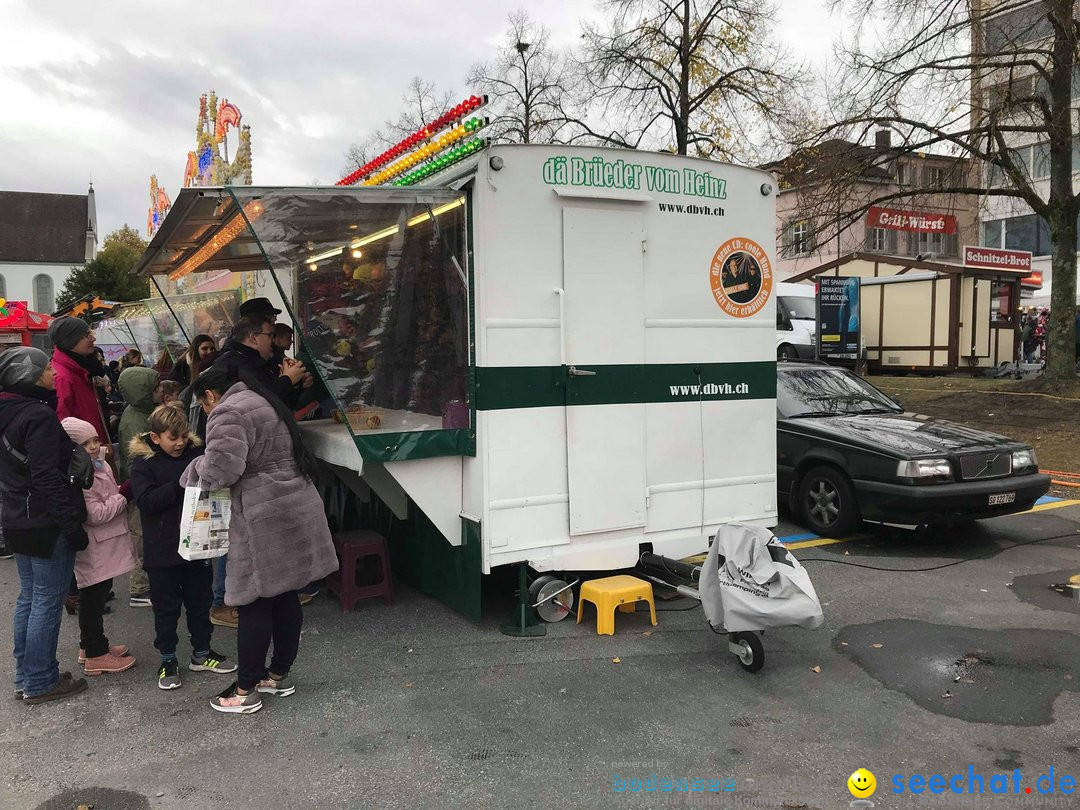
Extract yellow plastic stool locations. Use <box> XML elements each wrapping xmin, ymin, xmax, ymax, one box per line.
<box><xmin>576</xmin><ymin>575</ymin><xmax>658</xmax><ymax>635</ymax></box>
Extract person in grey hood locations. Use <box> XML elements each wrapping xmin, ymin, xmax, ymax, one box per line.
<box><xmin>0</xmin><ymin>347</ymin><xmax>90</xmax><ymax>705</ymax></box>
<box><xmin>116</xmin><ymin>365</ymin><xmax>161</xmax><ymax>607</ymax></box>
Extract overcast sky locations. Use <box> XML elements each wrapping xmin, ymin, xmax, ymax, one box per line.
<box><xmin>0</xmin><ymin>0</ymin><xmax>842</xmax><ymax>239</ymax></box>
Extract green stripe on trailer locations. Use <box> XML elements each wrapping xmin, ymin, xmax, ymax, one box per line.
<box><xmin>475</xmin><ymin>361</ymin><xmax>776</xmax><ymax>411</ymax></box>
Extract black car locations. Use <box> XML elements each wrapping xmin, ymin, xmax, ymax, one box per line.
<box><xmin>776</xmin><ymin>362</ymin><xmax>1051</xmax><ymax>536</ymax></box>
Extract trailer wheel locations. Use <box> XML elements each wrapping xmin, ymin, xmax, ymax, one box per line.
<box><xmin>797</xmin><ymin>465</ymin><xmax>859</xmax><ymax>536</ymax></box>
<box><xmin>528</xmin><ymin>576</ymin><xmax>574</xmax><ymax>623</ymax></box>
<box><xmin>731</xmin><ymin>632</ymin><xmax>764</xmax><ymax>673</ymax></box>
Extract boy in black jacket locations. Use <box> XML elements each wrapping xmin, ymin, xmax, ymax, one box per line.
<box><xmin>129</xmin><ymin>405</ymin><xmax>236</xmax><ymax>690</ymax></box>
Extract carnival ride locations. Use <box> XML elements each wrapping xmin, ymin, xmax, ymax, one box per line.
<box><xmin>183</xmin><ymin>92</ymin><xmax>252</xmax><ymax>188</ymax></box>
<box><xmin>146</xmin><ymin>174</ymin><xmax>172</xmax><ymax>238</ymax></box>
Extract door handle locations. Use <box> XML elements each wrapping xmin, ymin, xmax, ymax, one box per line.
<box><xmin>568</xmin><ymin>366</ymin><xmax>597</xmax><ymax>377</ymax></box>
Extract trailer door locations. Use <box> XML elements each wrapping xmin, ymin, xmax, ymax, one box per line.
<box><xmin>959</xmin><ymin>277</ymin><xmax>991</xmax><ymax>359</ymax></box>
<box><xmin>562</xmin><ymin>206</ymin><xmax>646</xmax><ymax>535</ymax></box>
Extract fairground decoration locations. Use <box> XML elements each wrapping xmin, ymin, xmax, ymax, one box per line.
<box><xmin>183</xmin><ymin>92</ymin><xmax>253</xmax><ymax>188</ymax></box>
<box><xmin>393</xmin><ymin>137</ymin><xmax>487</xmax><ymax>187</ymax></box>
<box><xmin>336</xmin><ymin>94</ymin><xmax>489</xmax><ymax>187</ymax></box>
<box><xmin>146</xmin><ymin>175</ymin><xmax>172</xmax><ymax>237</ymax></box>
<box><xmin>0</xmin><ymin>300</ymin><xmax>29</xmax><ymax>329</ymax></box>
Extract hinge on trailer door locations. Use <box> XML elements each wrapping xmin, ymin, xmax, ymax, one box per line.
<box><xmin>642</xmin><ymin>239</ymin><xmax>648</xmax><ymax>253</ymax></box>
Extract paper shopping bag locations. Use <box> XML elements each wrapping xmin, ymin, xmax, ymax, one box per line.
<box><xmin>178</xmin><ymin>483</ymin><xmax>231</xmax><ymax>560</ymax></box>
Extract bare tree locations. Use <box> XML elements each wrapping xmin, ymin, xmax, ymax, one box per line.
<box><xmin>574</xmin><ymin>0</ymin><xmax>804</xmax><ymax>161</ymax></box>
<box><xmin>341</xmin><ymin>136</ymin><xmax>382</xmax><ymax>176</ymax></box>
<box><xmin>467</xmin><ymin>11</ymin><xmax>573</xmax><ymax>144</ymax></box>
<box><xmin>822</xmin><ymin>0</ymin><xmax>1079</xmax><ymax>381</ymax></box>
<box><xmin>340</xmin><ymin>77</ymin><xmax>455</xmax><ymax>177</ymax></box>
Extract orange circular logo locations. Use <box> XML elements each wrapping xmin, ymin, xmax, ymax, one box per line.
<box><xmin>709</xmin><ymin>237</ymin><xmax>773</xmax><ymax>318</ymax></box>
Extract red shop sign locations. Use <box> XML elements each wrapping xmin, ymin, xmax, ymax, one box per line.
<box><xmin>963</xmin><ymin>245</ymin><xmax>1032</xmax><ymax>272</ymax></box>
<box><xmin>866</xmin><ymin>205</ymin><xmax>958</xmax><ymax>234</ymax></box>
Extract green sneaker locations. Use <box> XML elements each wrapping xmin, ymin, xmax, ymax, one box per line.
<box><xmin>158</xmin><ymin>660</ymin><xmax>182</xmax><ymax>690</ymax></box>
<box><xmin>189</xmin><ymin>649</ymin><xmax>238</xmax><ymax>674</ymax></box>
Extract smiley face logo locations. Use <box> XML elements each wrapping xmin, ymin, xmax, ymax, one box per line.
<box><xmin>847</xmin><ymin>768</ymin><xmax>876</xmax><ymax>798</ymax></box>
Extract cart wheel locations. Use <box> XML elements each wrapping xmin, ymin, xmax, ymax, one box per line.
<box><xmin>528</xmin><ymin>575</ymin><xmax>574</xmax><ymax>623</ymax></box>
<box><xmin>732</xmin><ymin>632</ymin><xmax>765</xmax><ymax>673</ymax></box>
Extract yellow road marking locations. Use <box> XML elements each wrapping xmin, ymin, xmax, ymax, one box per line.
<box><xmin>785</xmin><ymin>536</ymin><xmax>854</xmax><ymax>550</ymax></box>
<box><xmin>1025</xmin><ymin>498</ymin><xmax>1080</xmax><ymax>513</ymax></box>
<box><xmin>678</xmin><ymin>500</ymin><xmax>1080</xmax><ymax>563</ymax></box>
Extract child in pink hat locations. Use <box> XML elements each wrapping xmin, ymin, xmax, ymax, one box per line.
<box><xmin>60</xmin><ymin>417</ymin><xmax>137</xmax><ymax>676</ymax></box>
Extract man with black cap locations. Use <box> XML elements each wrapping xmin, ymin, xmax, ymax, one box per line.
<box><xmin>237</xmin><ymin>296</ymin><xmax>281</xmax><ymax>321</ymax></box>
<box><xmin>48</xmin><ymin>316</ymin><xmax>110</xmax><ymax>453</ymax></box>
<box><xmin>215</xmin><ymin>298</ymin><xmax>308</xmax><ymax>407</ymax></box>
<box><xmin>0</xmin><ymin>347</ymin><xmax>90</xmax><ymax>705</ymax></box>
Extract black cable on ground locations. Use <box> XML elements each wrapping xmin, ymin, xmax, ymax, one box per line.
<box><xmin>796</xmin><ymin>530</ymin><xmax>1079</xmax><ymax>572</ymax></box>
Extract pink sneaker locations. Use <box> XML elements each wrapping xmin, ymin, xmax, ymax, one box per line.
<box><xmin>78</xmin><ymin>644</ymin><xmax>129</xmax><ymax>664</ymax></box>
<box><xmin>83</xmin><ymin>652</ymin><xmax>136</xmax><ymax>676</ymax></box>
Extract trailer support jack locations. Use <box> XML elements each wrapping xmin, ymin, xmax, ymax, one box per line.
<box><xmin>500</xmin><ymin>562</ymin><xmax>546</xmax><ymax>637</ymax></box>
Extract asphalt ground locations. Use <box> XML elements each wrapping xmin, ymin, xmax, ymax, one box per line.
<box><xmin>1</xmin><ymin>500</ymin><xmax>1079</xmax><ymax>810</ymax></box>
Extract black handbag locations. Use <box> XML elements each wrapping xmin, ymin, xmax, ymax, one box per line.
<box><xmin>1</xmin><ymin>432</ymin><xmax>95</xmax><ymax>490</ymax></box>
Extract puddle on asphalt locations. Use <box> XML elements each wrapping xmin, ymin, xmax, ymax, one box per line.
<box><xmin>834</xmin><ymin>620</ymin><xmax>1080</xmax><ymax>726</ymax></box>
<box><xmin>35</xmin><ymin>787</ymin><xmax>150</xmax><ymax>810</ymax></box>
<box><xmin>1010</xmin><ymin>569</ymin><xmax>1080</xmax><ymax>614</ymax></box>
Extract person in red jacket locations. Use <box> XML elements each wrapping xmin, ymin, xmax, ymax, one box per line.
<box><xmin>48</xmin><ymin>317</ymin><xmax>111</xmax><ymax>459</ymax></box>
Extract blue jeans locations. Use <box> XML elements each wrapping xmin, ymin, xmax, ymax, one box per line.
<box><xmin>13</xmin><ymin>536</ymin><xmax>76</xmax><ymax>697</ymax></box>
<box><xmin>212</xmin><ymin>554</ymin><xmax>228</xmax><ymax>608</ymax></box>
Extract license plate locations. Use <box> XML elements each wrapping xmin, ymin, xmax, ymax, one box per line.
<box><xmin>988</xmin><ymin>492</ymin><xmax>1016</xmax><ymax>506</ymax></box>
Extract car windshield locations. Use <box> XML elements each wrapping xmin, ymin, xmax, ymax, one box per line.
<box><xmin>778</xmin><ymin>295</ymin><xmax>816</xmax><ymax>320</ymax></box>
<box><xmin>777</xmin><ymin>366</ymin><xmax>902</xmax><ymax>418</ymax></box>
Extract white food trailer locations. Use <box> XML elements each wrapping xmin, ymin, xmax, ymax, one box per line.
<box><xmin>137</xmin><ymin>144</ymin><xmax>779</xmax><ymax>623</ymax></box>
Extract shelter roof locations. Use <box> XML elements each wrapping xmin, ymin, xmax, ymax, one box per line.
<box><xmin>786</xmin><ymin>252</ymin><xmax>1031</xmax><ymax>283</ymax></box>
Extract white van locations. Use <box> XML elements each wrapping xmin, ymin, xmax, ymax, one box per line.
<box><xmin>776</xmin><ymin>282</ymin><xmax>817</xmax><ymax>360</ymax></box>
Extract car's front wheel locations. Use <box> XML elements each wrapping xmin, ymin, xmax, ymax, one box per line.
<box><xmin>777</xmin><ymin>343</ymin><xmax>798</xmax><ymax>360</ymax></box>
<box><xmin>797</xmin><ymin>465</ymin><xmax>860</xmax><ymax>536</ymax></box>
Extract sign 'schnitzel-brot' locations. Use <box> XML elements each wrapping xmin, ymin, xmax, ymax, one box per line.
<box><xmin>542</xmin><ymin>156</ymin><xmax>727</xmax><ymax>200</ymax></box>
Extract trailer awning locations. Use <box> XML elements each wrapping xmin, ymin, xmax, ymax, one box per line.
<box><xmin>134</xmin><ymin>187</ymin><xmax>268</xmax><ymax>279</ymax></box>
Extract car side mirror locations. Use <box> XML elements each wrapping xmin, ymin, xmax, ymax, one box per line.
<box><xmin>776</xmin><ymin>311</ymin><xmax>789</xmax><ymax>329</ymax></box>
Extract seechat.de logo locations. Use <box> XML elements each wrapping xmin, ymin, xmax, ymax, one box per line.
<box><xmin>848</xmin><ymin>768</ymin><xmax>877</xmax><ymax>807</ymax></box>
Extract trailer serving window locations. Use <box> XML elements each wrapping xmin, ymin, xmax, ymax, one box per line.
<box><xmin>226</xmin><ymin>187</ymin><xmax>472</xmax><ymax>462</ymax></box>
<box><xmin>93</xmin><ymin>291</ymin><xmax>240</xmax><ymax>365</ymax></box>
<box><xmin>93</xmin><ymin>301</ymin><xmax>169</xmax><ymax>367</ymax></box>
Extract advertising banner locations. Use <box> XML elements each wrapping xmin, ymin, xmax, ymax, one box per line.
<box><xmin>817</xmin><ymin>277</ymin><xmax>860</xmax><ymax>359</ymax></box>
<box><xmin>867</xmin><ymin>205</ymin><xmax>958</xmax><ymax>234</ymax></box>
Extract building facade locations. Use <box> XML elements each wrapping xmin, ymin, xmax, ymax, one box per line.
<box><xmin>0</xmin><ymin>186</ymin><xmax>98</xmax><ymax>313</ymax></box>
<box><xmin>766</xmin><ymin>133</ymin><xmax>979</xmax><ymax>282</ymax></box>
<box><xmin>972</xmin><ymin>0</ymin><xmax>1072</xmax><ymax>304</ymax></box>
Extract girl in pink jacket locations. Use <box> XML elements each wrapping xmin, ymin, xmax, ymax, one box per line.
<box><xmin>61</xmin><ymin>418</ymin><xmax>138</xmax><ymax>677</ymax></box>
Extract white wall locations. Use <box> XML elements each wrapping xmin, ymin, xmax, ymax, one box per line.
<box><xmin>0</xmin><ymin>261</ymin><xmax>76</xmax><ymax>313</ymax></box>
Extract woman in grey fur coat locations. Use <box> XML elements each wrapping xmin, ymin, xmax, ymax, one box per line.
<box><xmin>182</xmin><ymin>367</ymin><xmax>337</xmax><ymax>714</ymax></box>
